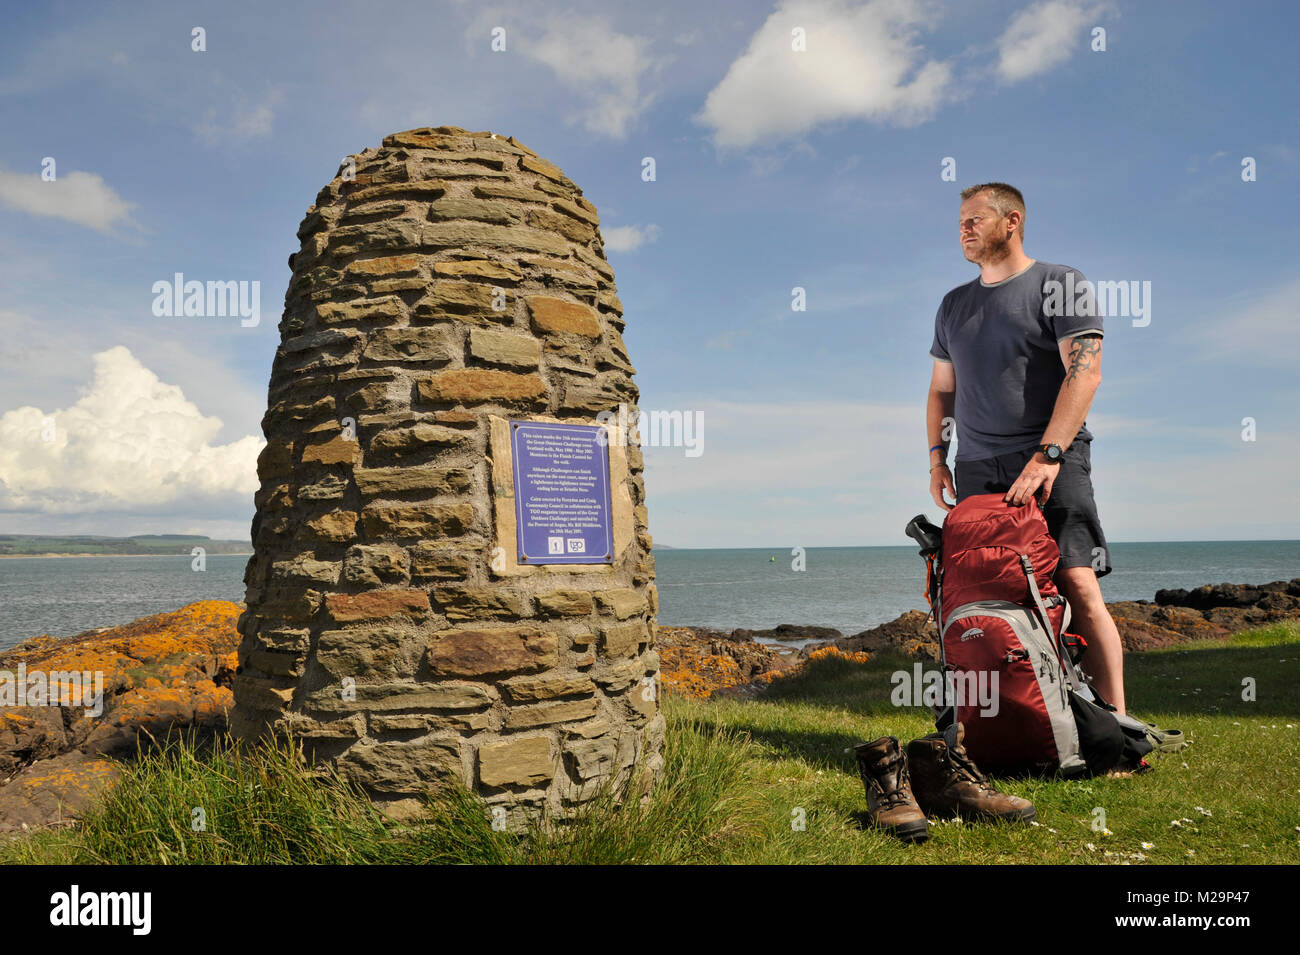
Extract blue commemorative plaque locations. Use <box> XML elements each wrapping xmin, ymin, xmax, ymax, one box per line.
<box><xmin>510</xmin><ymin>420</ymin><xmax>614</xmax><ymax>563</ymax></box>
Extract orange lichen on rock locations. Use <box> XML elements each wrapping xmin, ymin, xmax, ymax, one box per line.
<box><xmin>0</xmin><ymin>601</ymin><xmax>242</xmax><ymax>833</ymax></box>
<box><xmin>799</xmin><ymin>645</ymin><xmax>872</xmax><ymax>665</ymax></box>
<box><xmin>653</xmin><ymin>627</ymin><xmax>872</xmax><ymax>700</ymax></box>
<box><xmin>7</xmin><ymin>600</ymin><xmax>242</xmax><ymax>676</ymax></box>
<box><xmin>658</xmin><ymin>645</ymin><xmax>744</xmax><ymax>699</ymax></box>
<box><xmin>655</xmin><ymin>626</ymin><xmax>818</xmax><ymax>699</ymax></box>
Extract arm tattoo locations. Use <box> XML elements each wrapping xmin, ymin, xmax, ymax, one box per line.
<box><xmin>1064</xmin><ymin>333</ymin><xmax>1101</xmax><ymax>385</ymax></box>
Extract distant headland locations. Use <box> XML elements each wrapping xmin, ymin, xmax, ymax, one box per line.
<box><xmin>0</xmin><ymin>534</ymin><xmax>253</xmax><ymax>557</ymax></box>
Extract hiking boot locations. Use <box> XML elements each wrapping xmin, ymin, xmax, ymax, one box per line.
<box><xmin>906</xmin><ymin>723</ymin><xmax>1036</xmax><ymax>823</ymax></box>
<box><xmin>853</xmin><ymin>736</ymin><xmax>930</xmax><ymax>843</ymax></box>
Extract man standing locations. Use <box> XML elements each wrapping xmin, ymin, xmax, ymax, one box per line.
<box><xmin>925</xmin><ymin>182</ymin><xmax>1126</xmax><ymax>714</ymax></box>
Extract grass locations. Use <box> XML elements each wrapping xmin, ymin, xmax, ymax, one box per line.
<box><xmin>3</xmin><ymin>622</ymin><xmax>1298</xmax><ymax>865</ymax></box>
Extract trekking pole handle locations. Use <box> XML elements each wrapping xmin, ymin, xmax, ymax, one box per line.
<box><xmin>905</xmin><ymin>514</ymin><xmax>942</xmax><ymax>555</ymax></box>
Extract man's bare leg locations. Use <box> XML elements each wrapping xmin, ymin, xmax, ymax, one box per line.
<box><xmin>1055</xmin><ymin>565</ymin><xmax>1126</xmax><ymax>715</ymax></box>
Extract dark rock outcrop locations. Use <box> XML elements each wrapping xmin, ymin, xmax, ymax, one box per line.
<box><xmin>833</xmin><ymin>579</ymin><xmax>1300</xmax><ymax>660</ymax></box>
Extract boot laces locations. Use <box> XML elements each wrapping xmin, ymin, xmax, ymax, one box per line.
<box><xmin>872</xmin><ymin>755</ymin><xmax>913</xmax><ymax>808</ymax></box>
<box><xmin>948</xmin><ymin>745</ymin><xmax>993</xmax><ymax>791</ymax></box>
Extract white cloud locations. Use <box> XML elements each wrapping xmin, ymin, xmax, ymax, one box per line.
<box><xmin>996</xmin><ymin>1</ymin><xmax>1098</xmax><ymax>82</ymax></box>
<box><xmin>1083</xmin><ymin>413</ymin><xmax>1231</xmax><ymax>444</ymax></box>
<box><xmin>0</xmin><ymin>346</ymin><xmax>262</xmax><ymax>515</ymax></box>
<box><xmin>1193</xmin><ymin>278</ymin><xmax>1300</xmax><ymax>366</ymax></box>
<box><xmin>695</xmin><ymin>0</ymin><xmax>953</xmax><ymax>149</ymax></box>
<box><xmin>603</xmin><ymin>223</ymin><xmax>661</xmax><ymax>252</ymax></box>
<box><xmin>0</xmin><ymin>10</ymin><xmax>286</xmax><ymax>152</ymax></box>
<box><xmin>0</xmin><ymin>168</ymin><xmax>136</xmax><ymax>234</ymax></box>
<box><xmin>193</xmin><ymin>87</ymin><xmax>286</xmax><ymax>144</ymax></box>
<box><xmin>523</xmin><ymin>14</ymin><xmax>665</xmax><ymax>139</ymax></box>
<box><xmin>644</xmin><ymin>397</ymin><xmax>916</xmax><ymax>496</ymax></box>
<box><xmin>1092</xmin><ymin>443</ymin><xmax>1300</xmax><ymax>542</ymax></box>
<box><xmin>637</xmin><ymin>396</ymin><xmax>1300</xmax><ymax>547</ymax></box>
<box><xmin>641</xmin><ymin>397</ymin><xmax>922</xmax><ymax>546</ymax></box>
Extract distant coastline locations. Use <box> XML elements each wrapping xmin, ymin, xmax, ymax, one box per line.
<box><xmin>0</xmin><ymin>552</ymin><xmax>253</xmax><ymax>559</ymax></box>
<box><xmin>0</xmin><ymin>534</ymin><xmax>253</xmax><ymax>558</ymax></box>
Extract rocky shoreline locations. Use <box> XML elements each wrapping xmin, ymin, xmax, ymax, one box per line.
<box><xmin>0</xmin><ymin>602</ymin><xmax>238</xmax><ymax>833</ymax></box>
<box><xmin>658</xmin><ymin>579</ymin><xmax>1300</xmax><ymax>694</ymax></box>
<box><xmin>832</xmin><ymin>578</ymin><xmax>1300</xmax><ymax>660</ymax></box>
<box><xmin>1</xmin><ymin>579</ymin><xmax>1296</xmax><ymax>833</ymax></box>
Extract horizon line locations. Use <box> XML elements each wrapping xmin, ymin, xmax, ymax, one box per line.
<box><xmin>658</xmin><ymin>538</ymin><xmax>1300</xmax><ymax>549</ymax></box>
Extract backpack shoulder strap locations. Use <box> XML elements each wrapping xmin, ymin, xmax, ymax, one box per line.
<box><xmin>1019</xmin><ymin>555</ymin><xmax>1079</xmax><ymax>692</ymax></box>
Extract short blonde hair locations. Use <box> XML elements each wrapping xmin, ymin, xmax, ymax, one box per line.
<box><xmin>960</xmin><ymin>182</ymin><xmax>1025</xmax><ymax>240</ymax></box>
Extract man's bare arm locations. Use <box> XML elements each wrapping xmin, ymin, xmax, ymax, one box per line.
<box><xmin>927</xmin><ymin>359</ymin><xmax>956</xmax><ymax>462</ymax></box>
<box><xmin>927</xmin><ymin>359</ymin><xmax>957</xmax><ymax>510</ymax></box>
<box><xmin>1040</xmin><ymin>333</ymin><xmax>1102</xmax><ymax>450</ymax></box>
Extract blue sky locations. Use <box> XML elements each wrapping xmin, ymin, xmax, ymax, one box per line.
<box><xmin>0</xmin><ymin>0</ymin><xmax>1296</xmax><ymax>547</ymax></box>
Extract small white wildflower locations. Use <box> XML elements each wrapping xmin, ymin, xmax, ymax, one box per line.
<box><xmin>1170</xmin><ymin>819</ymin><xmax>1183</xmax><ymax>827</ymax></box>
<box><xmin>1141</xmin><ymin>841</ymin><xmax>1155</xmax><ymax>849</ymax></box>
<box><xmin>1085</xmin><ymin>842</ymin><xmax>1096</xmax><ymax>851</ymax></box>
<box><xmin>1186</xmin><ymin>849</ymin><xmax>1195</xmax><ymax>857</ymax></box>
<box><xmin>1102</xmin><ymin>827</ymin><xmax>1113</xmax><ymax>836</ymax></box>
<box><xmin>1048</xmin><ymin>827</ymin><xmax>1058</xmax><ymax>834</ymax></box>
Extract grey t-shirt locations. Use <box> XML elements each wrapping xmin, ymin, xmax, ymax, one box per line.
<box><xmin>930</xmin><ymin>260</ymin><xmax>1103</xmax><ymax>462</ymax></box>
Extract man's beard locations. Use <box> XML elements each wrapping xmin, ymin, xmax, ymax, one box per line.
<box><xmin>967</xmin><ymin>231</ymin><xmax>1012</xmax><ymax>265</ymax></box>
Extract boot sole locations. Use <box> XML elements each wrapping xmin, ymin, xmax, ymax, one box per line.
<box><xmin>872</xmin><ymin>819</ymin><xmax>930</xmax><ymax>843</ymax></box>
<box><xmin>988</xmin><ymin>804</ymin><xmax>1036</xmax><ymax>824</ymax></box>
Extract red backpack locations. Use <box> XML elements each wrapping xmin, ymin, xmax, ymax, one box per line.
<box><xmin>907</xmin><ymin>494</ymin><xmax>1148</xmax><ymax>776</ymax></box>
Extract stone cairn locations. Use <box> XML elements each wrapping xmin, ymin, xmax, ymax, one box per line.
<box><xmin>231</xmin><ymin>126</ymin><xmax>663</xmax><ymax>826</ymax></box>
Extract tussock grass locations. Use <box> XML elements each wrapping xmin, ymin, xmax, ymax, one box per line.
<box><xmin>1</xmin><ymin>730</ymin><xmax>398</xmax><ymax>864</ymax></box>
<box><xmin>0</xmin><ymin>716</ymin><xmax>763</xmax><ymax>865</ymax></box>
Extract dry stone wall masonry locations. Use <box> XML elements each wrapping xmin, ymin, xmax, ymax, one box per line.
<box><xmin>230</xmin><ymin>126</ymin><xmax>663</xmax><ymax>827</ymax></box>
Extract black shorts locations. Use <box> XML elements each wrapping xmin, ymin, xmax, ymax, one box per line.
<box><xmin>954</xmin><ymin>441</ymin><xmax>1112</xmax><ymax>578</ymax></box>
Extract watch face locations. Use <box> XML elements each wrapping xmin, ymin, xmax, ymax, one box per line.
<box><xmin>1047</xmin><ymin>445</ymin><xmax>1062</xmax><ymax>461</ymax></box>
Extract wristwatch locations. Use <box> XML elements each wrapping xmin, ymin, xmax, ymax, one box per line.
<box><xmin>1037</xmin><ymin>443</ymin><xmax>1064</xmax><ymax>463</ymax></box>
